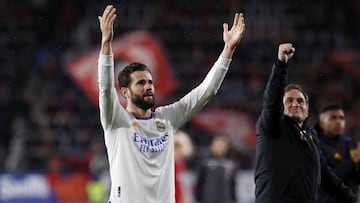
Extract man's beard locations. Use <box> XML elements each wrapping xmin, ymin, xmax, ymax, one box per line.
<box><xmin>291</xmin><ymin>115</ymin><xmax>303</xmax><ymax>123</ymax></box>
<box><xmin>131</xmin><ymin>91</ymin><xmax>155</xmax><ymax>110</ymax></box>
<box><xmin>284</xmin><ymin>110</ymin><xmax>307</xmax><ymax>126</ymax></box>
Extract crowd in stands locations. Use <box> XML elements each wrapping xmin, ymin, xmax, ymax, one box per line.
<box><xmin>0</xmin><ymin>0</ymin><xmax>359</xmax><ymax>177</ymax></box>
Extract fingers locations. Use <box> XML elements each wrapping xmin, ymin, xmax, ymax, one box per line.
<box><xmin>231</xmin><ymin>13</ymin><xmax>245</xmax><ymax>29</ymax></box>
<box><xmin>232</xmin><ymin>13</ymin><xmax>239</xmax><ymax>29</ymax></box>
<box><xmin>223</xmin><ymin>23</ymin><xmax>229</xmax><ymax>33</ymax></box>
<box><xmin>109</xmin><ymin>11</ymin><xmax>117</xmax><ymax>25</ymax></box>
<box><xmin>103</xmin><ymin>5</ymin><xmax>115</xmax><ymax>18</ymax></box>
<box><xmin>223</xmin><ymin>12</ymin><xmax>245</xmax><ymax>34</ymax></box>
<box><xmin>100</xmin><ymin>5</ymin><xmax>116</xmax><ymax>24</ymax></box>
<box><xmin>280</xmin><ymin>43</ymin><xmax>295</xmax><ymax>54</ymax></box>
<box><xmin>288</xmin><ymin>47</ymin><xmax>295</xmax><ymax>54</ymax></box>
<box><xmin>238</xmin><ymin>13</ymin><xmax>245</xmax><ymax>34</ymax></box>
<box><xmin>239</xmin><ymin>13</ymin><xmax>244</xmax><ymax>25</ymax></box>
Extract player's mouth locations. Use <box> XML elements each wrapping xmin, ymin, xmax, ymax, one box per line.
<box><xmin>143</xmin><ymin>92</ymin><xmax>154</xmax><ymax>99</ymax></box>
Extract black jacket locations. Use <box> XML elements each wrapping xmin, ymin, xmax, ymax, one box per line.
<box><xmin>195</xmin><ymin>154</ymin><xmax>237</xmax><ymax>203</ymax></box>
<box><xmin>316</xmin><ymin>127</ymin><xmax>360</xmax><ymax>203</ymax></box>
<box><xmin>254</xmin><ymin>60</ymin><xmax>356</xmax><ymax>203</ymax></box>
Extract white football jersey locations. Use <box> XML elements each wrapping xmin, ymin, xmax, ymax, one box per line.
<box><xmin>98</xmin><ymin>54</ymin><xmax>230</xmax><ymax>203</ymax></box>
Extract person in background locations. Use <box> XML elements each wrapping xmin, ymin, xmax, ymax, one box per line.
<box><xmin>315</xmin><ymin>104</ymin><xmax>360</xmax><ymax>203</ymax></box>
<box><xmin>175</xmin><ymin>130</ymin><xmax>194</xmax><ymax>203</ymax></box>
<box><xmin>254</xmin><ymin>43</ymin><xmax>357</xmax><ymax>203</ymax></box>
<box><xmin>195</xmin><ymin>134</ymin><xmax>237</xmax><ymax>203</ymax></box>
<box><xmin>97</xmin><ymin>5</ymin><xmax>245</xmax><ymax>203</ymax></box>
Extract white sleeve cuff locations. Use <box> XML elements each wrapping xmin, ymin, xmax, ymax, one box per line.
<box><xmin>217</xmin><ymin>56</ymin><xmax>232</xmax><ymax>69</ymax></box>
<box><xmin>98</xmin><ymin>54</ymin><xmax>114</xmax><ymax>66</ymax></box>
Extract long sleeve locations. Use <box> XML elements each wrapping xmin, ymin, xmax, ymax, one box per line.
<box><xmin>98</xmin><ymin>54</ymin><xmax>125</xmax><ymax>130</ymax></box>
<box><xmin>256</xmin><ymin>60</ymin><xmax>288</xmax><ymax>136</ymax></box>
<box><xmin>157</xmin><ymin>56</ymin><xmax>231</xmax><ymax>129</ymax></box>
<box><xmin>98</xmin><ymin>54</ymin><xmax>114</xmax><ymax>91</ymax></box>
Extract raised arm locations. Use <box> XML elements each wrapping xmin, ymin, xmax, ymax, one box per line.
<box><xmin>158</xmin><ymin>13</ymin><xmax>245</xmax><ymax>128</ymax></box>
<box><xmin>220</xmin><ymin>13</ymin><xmax>245</xmax><ymax>59</ymax></box>
<box><xmin>98</xmin><ymin>5</ymin><xmax>116</xmax><ymax>55</ymax></box>
<box><xmin>278</xmin><ymin>43</ymin><xmax>295</xmax><ymax>63</ymax></box>
<box><xmin>97</xmin><ymin>5</ymin><xmax>123</xmax><ymax>129</ymax></box>
<box><xmin>256</xmin><ymin>43</ymin><xmax>295</xmax><ymax>134</ymax></box>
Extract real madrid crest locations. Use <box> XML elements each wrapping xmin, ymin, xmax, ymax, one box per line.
<box><xmin>156</xmin><ymin>121</ymin><xmax>166</xmax><ymax>132</ymax></box>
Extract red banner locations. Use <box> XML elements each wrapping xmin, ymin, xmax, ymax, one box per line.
<box><xmin>67</xmin><ymin>31</ymin><xmax>177</xmax><ymax>106</ymax></box>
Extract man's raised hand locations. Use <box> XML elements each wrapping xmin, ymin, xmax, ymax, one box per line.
<box><xmin>98</xmin><ymin>5</ymin><xmax>117</xmax><ymax>44</ymax></box>
<box><xmin>223</xmin><ymin>13</ymin><xmax>246</xmax><ymax>50</ymax></box>
<box><xmin>278</xmin><ymin>43</ymin><xmax>295</xmax><ymax>63</ymax></box>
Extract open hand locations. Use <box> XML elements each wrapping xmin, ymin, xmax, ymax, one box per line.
<box><xmin>98</xmin><ymin>5</ymin><xmax>117</xmax><ymax>44</ymax></box>
<box><xmin>223</xmin><ymin>13</ymin><xmax>246</xmax><ymax>50</ymax></box>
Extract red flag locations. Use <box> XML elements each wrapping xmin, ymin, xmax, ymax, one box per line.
<box><xmin>67</xmin><ymin>31</ymin><xmax>177</xmax><ymax>107</ymax></box>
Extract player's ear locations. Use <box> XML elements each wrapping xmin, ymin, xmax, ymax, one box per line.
<box><xmin>120</xmin><ymin>87</ymin><xmax>130</xmax><ymax>99</ymax></box>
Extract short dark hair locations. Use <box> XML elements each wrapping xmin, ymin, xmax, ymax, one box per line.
<box><xmin>284</xmin><ymin>83</ymin><xmax>309</xmax><ymax>104</ymax></box>
<box><xmin>118</xmin><ymin>62</ymin><xmax>152</xmax><ymax>88</ymax></box>
<box><xmin>319</xmin><ymin>104</ymin><xmax>343</xmax><ymax>114</ymax></box>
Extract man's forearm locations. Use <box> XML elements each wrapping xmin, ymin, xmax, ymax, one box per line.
<box><xmin>220</xmin><ymin>44</ymin><xmax>236</xmax><ymax>59</ymax></box>
<box><xmin>100</xmin><ymin>41</ymin><xmax>112</xmax><ymax>55</ymax></box>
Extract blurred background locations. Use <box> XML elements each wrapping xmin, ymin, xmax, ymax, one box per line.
<box><xmin>0</xmin><ymin>0</ymin><xmax>359</xmax><ymax>202</ymax></box>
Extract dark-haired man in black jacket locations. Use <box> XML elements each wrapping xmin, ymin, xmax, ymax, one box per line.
<box><xmin>254</xmin><ymin>43</ymin><xmax>357</xmax><ymax>203</ymax></box>
<box><xmin>315</xmin><ymin>104</ymin><xmax>360</xmax><ymax>203</ymax></box>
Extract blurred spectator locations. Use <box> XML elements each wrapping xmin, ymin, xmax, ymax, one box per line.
<box><xmin>175</xmin><ymin>130</ymin><xmax>195</xmax><ymax>203</ymax></box>
<box><xmin>315</xmin><ymin>104</ymin><xmax>360</xmax><ymax>203</ymax></box>
<box><xmin>195</xmin><ymin>134</ymin><xmax>237</xmax><ymax>203</ymax></box>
